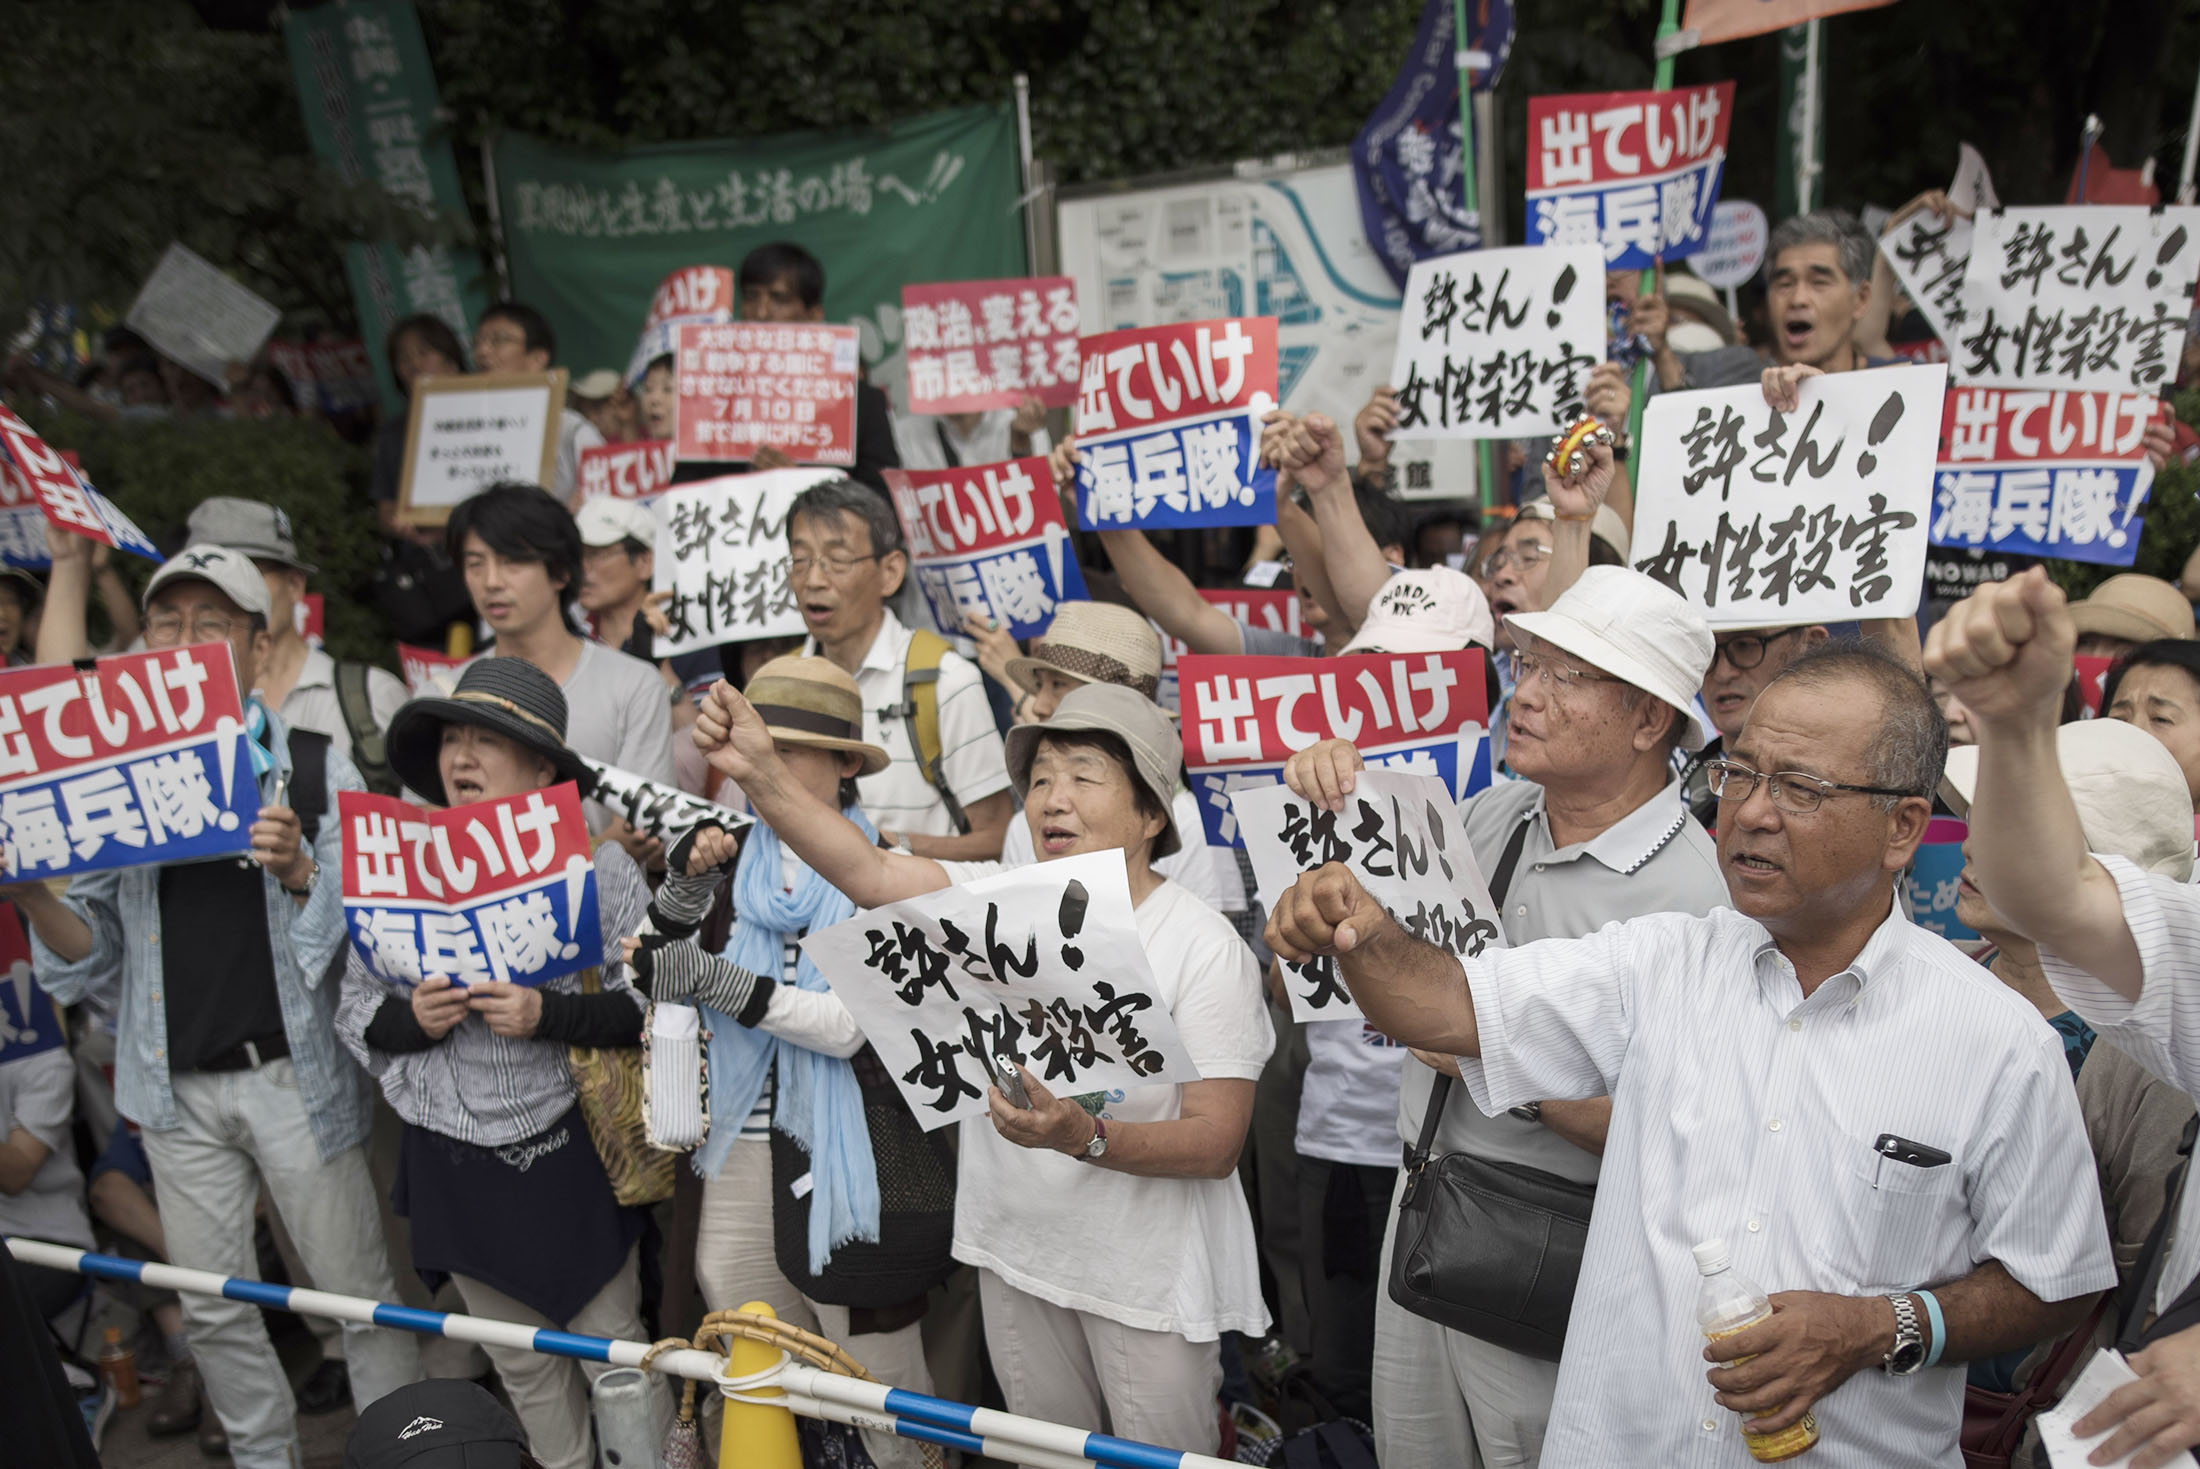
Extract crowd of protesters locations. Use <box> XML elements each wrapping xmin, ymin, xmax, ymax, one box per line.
<box><xmin>5</xmin><ymin>191</ymin><xmax>2200</xmax><ymax>1469</ymax></box>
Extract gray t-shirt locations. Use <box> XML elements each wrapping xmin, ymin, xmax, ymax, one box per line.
<box><xmin>560</xmin><ymin>639</ymin><xmax>676</xmax><ymax>788</ymax></box>
<box><xmin>0</xmin><ymin>1045</ymin><xmax>94</xmax><ymax>1248</ymax></box>
<box><xmin>1237</xmin><ymin>621</ymin><xmax>1322</xmax><ymax>659</ymax></box>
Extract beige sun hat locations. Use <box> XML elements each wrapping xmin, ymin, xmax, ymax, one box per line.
<box><xmin>1006</xmin><ymin>601</ymin><xmax>1165</xmax><ymax>701</ymax></box>
<box><xmin>742</xmin><ymin>655</ymin><xmax>890</xmax><ymax>776</ymax></box>
<box><xmin>1942</xmin><ymin>716</ymin><xmax>2193</xmax><ymax>881</ymax></box>
<box><xmin>2067</xmin><ymin>574</ymin><xmax>2196</xmax><ymax>646</ymax></box>
<box><xmin>1004</xmin><ymin>682</ymin><xmax>1183</xmax><ymax>859</ymax></box>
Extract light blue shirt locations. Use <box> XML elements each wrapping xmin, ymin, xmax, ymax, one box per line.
<box><xmin>31</xmin><ymin>703</ymin><xmax>372</xmax><ymax>1161</ymax></box>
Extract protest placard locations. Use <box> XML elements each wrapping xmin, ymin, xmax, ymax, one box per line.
<box><xmin>799</xmin><ymin>850</ymin><xmax>1200</xmax><ymax>1129</ymax></box>
<box><xmin>1155</xmin><ymin>587</ymin><xmax>1311</xmax><ymax>714</ymax></box>
<box><xmin>123</xmin><ymin>242</ymin><xmax>283</xmax><ymax>388</ymax></box>
<box><xmin>576</xmin><ymin>754</ymin><xmax>748</xmax><ymax>848</ymax></box>
<box><xmin>0</xmin><ymin>906</ymin><xmax>61</xmax><ymax>1064</ymax></box>
<box><xmin>1179</xmin><ymin>648</ymin><xmax>1491</xmax><ymax>849</ymax></box>
<box><xmin>1631</xmin><ymin>363</ymin><xmax>1946</xmax><ymax>626</ymax></box>
<box><xmin>396</xmin><ymin>643</ymin><xmax>468</xmax><ymax>697</ymax></box>
<box><xmin>1233</xmin><ymin>770</ymin><xmax>1505</xmax><ymax>1022</ymax></box>
<box><xmin>1930</xmin><ymin>388</ymin><xmax>2161</xmax><ymax>567</ymax></box>
<box><xmin>1524</xmin><ymin>83</ymin><xmax>1733</xmax><ymax>268</ymax></box>
<box><xmin>397</xmin><ymin>371</ymin><xmax>567</xmax><ymax>525</ymax></box>
<box><xmin>339</xmin><ymin>782</ymin><xmax>601</xmax><ymax>988</ymax></box>
<box><xmin>0</xmin><ymin>402</ymin><xmax>160</xmax><ymax>561</ymax></box>
<box><xmin>651</xmin><ymin>468</ymin><xmax>839</xmax><ymax>658</ymax></box>
<box><xmin>1880</xmin><ymin>208</ymin><xmax>1973</xmax><ymax>349</ymax></box>
<box><xmin>578</xmin><ymin>439</ymin><xmax>676</xmax><ymax>502</ymax></box>
<box><xmin>626</xmin><ymin>264</ymin><xmax>736</xmax><ymax>386</ymax></box>
<box><xmin>1388</xmin><ymin>244</ymin><xmax>1604</xmax><ymax>440</ymax></box>
<box><xmin>1694</xmin><ymin>199</ymin><xmax>1769</xmax><ymax>290</ymax></box>
<box><xmin>901</xmin><ymin>275</ymin><xmax>1082</xmax><ymax>414</ymax></box>
<box><xmin>1905</xmin><ymin>817</ymin><xmax>1976</xmax><ymax>943</ymax></box>
<box><xmin>885</xmin><ymin>458</ymin><xmax>1086</xmax><ymax>641</ymax></box>
<box><xmin>675</xmin><ymin>321</ymin><xmax>860</xmax><ymax>466</ymax></box>
<box><xmin>0</xmin><ymin>645</ymin><xmax>260</xmax><ymax>880</ymax></box>
<box><xmin>1072</xmin><ymin>317</ymin><xmax>1280</xmax><ymax>531</ymax></box>
<box><xmin>2075</xmin><ymin>654</ymin><xmax>2114</xmax><ymax>717</ymax></box>
<box><xmin>1954</xmin><ymin>206</ymin><xmax>2200</xmax><ymax>395</ymax></box>
<box><xmin>0</xmin><ymin>449</ymin><xmax>52</xmax><ymax>569</ymax></box>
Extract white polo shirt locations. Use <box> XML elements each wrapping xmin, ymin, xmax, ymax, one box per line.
<box><xmin>806</xmin><ymin>607</ymin><xmax>1011</xmax><ymax>838</ymax></box>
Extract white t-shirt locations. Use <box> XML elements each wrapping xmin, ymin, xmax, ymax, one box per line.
<box><xmin>946</xmin><ymin>873</ymin><xmax>1275</xmax><ymax>1342</ymax></box>
<box><xmin>998</xmin><ymin>787</ymin><xmax>1247</xmax><ymax>914</ymax></box>
<box><xmin>889</xmin><ymin>408</ymin><xmax>1052</xmax><ymax>471</ymax></box>
<box><xmin>1296</xmin><ymin>1019</ymin><xmax>1408</xmax><ymax>1168</ymax></box>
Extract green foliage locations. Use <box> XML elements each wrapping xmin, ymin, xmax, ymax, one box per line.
<box><xmin>20</xmin><ymin>406</ymin><xmax>392</xmax><ymax>668</ymax></box>
<box><xmin>2048</xmin><ymin>385</ymin><xmax>2200</xmax><ymax>602</ymax></box>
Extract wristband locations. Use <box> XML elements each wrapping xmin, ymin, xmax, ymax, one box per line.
<box><xmin>1918</xmin><ymin>1290</ymin><xmax>1946</xmax><ymax>1367</ymax></box>
<box><xmin>1553</xmin><ymin>511</ymin><xmax>1597</xmax><ymax>523</ymax></box>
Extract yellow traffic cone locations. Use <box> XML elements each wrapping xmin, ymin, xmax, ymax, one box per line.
<box><xmin>718</xmin><ymin>1301</ymin><xmax>801</xmax><ymax>1469</ymax></box>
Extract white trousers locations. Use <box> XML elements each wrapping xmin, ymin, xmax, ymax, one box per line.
<box><xmin>695</xmin><ymin>1138</ymin><xmax>932</xmax><ymax>1469</ymax></box>
<box><xmin>1371</xmin><ymin>1170</ymin><xmax>1560</xmax><ymax>1468</ymax></box>
<box><xmin>451</xmin><ymin>1243</ymin><xmax>648</xmax><ymax>1469</ymax></box>
<box><xmin>976</xmin><ymin>1268</ymin><xmax>1223</xmax><ymax>1468</ymax></box>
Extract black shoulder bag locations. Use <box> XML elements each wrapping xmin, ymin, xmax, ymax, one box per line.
<box><xmin>1385</xmin><ymin>810</ymin><xmax>1599</xmax><ymax>1362</ymax></box>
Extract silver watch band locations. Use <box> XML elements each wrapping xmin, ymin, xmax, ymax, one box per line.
<box><xmin>1884</xmin><ymin>1292</ymin><xmax>1922</xmax><ymax>1371</ymax></box>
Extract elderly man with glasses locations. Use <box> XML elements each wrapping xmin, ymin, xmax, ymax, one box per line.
<box><xmin>1271</xmin><ymin>631</ymin><xmax>2114</xmax><ymax>1469</ymax></box>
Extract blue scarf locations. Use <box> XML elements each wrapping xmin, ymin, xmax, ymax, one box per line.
<box><xmin>694</xmin><ymin>809</ymin><xmax>880</xmax><ymax>1274</ymax></box>
<box><xmin>243</xmin><ymin>698</ymin><xmax>275</xmax><ymax>778</ymax></box>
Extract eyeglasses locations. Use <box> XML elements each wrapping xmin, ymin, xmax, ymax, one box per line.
<box><xmin>1512</xmin><ymin>648</ymin><xmax>1619</xmax><ymax>695</ymax></box>
<box><xmin>1484</xmin><ymin>542</ymin><xmax>1550</xmax><ymax>576</ymax></box>
<box><xmin>1703</xmin><ymin>757</ymin><xmax>1913</xmax><ymax>816</ymax></box>
<box><xmin>472</xmin><ymin>328</ymin><xmax>528</xmax><ymax>352</ymax></box>
<box><xmin>145</xmin><ymin>612</ymin><xmax>239</xmax><ymax>645</ymax></box>
<box><xmin>1712</xmin><ymin>627</ymin><xmax>1803</xmax><ymax>671</ymax></box>
<box><xmin>787</xmin><ymin>552</ymin><xmax>880</xmax><ymax>578</ymax></box>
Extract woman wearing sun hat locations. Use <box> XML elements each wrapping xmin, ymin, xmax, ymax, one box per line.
<box><xmin>332</xmin><ymin>657</ymin><xmax>652</xmax><ymax>1469</ymax></box>
<box><xmin>623</xmin><ymin>655</ymin><xmax>946</xmax><ymax>1469</ymax></box>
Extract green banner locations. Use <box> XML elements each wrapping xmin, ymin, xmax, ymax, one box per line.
<box><xmin>488</xmin><ymin>104</ymin><xmax>1026</xmax><ymax>387</ymax></box>
<box><xmin>283</xmin><ymin>0</ymin><xmax>492</xmax><ymax>407</ymax></box>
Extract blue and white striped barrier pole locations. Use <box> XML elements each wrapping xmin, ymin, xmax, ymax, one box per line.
<box><xmin>7</xmin><ymin>1237</ymin><xmax>1235</xmax><ymax>1469</ymax></box>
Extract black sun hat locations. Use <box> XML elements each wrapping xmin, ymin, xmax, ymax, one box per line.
<box><xmin>385</xmin><ymin>657</ymin><xmax>596</xmax><ymax>806</ymax></box>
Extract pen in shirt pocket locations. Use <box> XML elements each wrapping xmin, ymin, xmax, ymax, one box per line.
<box><xmin>1872</xmin><ymin>1133</ymin><xmax>1953</xmax><ymax>1189</ymax></box>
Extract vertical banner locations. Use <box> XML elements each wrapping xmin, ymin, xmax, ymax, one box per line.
<box><xmin>1073</xmin><ymin>318</ymin><xmax>1280</xmax><ymax>531</ymax></box>
<box><xmin>1773</xmin><ymin>22</ymin><xmax>1821</xmax><ymax>219</ymax></box>
<box><xmin>282</xmin><ymin>0</ymin><xmax>491</xmax><ymax>408</ymax></box>
<box><xmin>884</xmin><ymin>458</ymin><xmax>1087</xmax><ymax>641</ymax></box>
<box><xmin>1233</xmin><ymin>769</ymin><xmax>1504</xmax><ymax>1022</ymax></box>
<box><xmin>1179</xmin><ymin>648</ymin><xmax>1491</xmax><ymax>848</ymax></box>
<box><xmin>339</xmin><ymin>783</ymin><xmax>602</xmax><ymax>988</ymax></box>
<box><xmin>901</xmin><ymin>276</ymin><xmax>1082</xmax><ymax>414</ymax></box>
<box><xmin>1930</xmin><ymin>388</ymin><xmax>2161</xmax><ymax>567</ymax></box>
<box><xmin>1388</xmin><ymin>245</ymin><xmax>1605</xmax><ymax>439</ymax></box>
<box><xmin>0</xmin><ymin>646</ymin><xmax>260</xmax><ymax>880</ymax></box>
<box><xmin>1525</xmin><ymin>83</ymin><xmax>1734</xmax><ymax>268</ymax></box>
<box><xmin>675</xmin><ymin>322</ymin><xmax>860</xmax><ymax>466</ymax></box>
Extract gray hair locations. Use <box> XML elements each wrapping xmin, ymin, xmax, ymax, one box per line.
<box><xmin>788</xmin><ymin>478</ymin><xmax>903</xmax><ymax>559</ymax></box>
<box><xmin>1763</xmin><ymin>641</ymin><xmax>1947</xmax><ymax>805</ymax></box>
<box><xmin>1768</xmin><ymin>209</ymin><xmax>1875</xmax><ymax>291</ymax></box>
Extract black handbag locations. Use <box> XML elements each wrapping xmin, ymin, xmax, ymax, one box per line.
<box><xmin>1384</xmin><ymin>812</ymin><xmax>1597</xmax><ymax>1362</ymax></box>
<box><xmin>371</xmin><ymin>536</ymin><xmax>474</xmax><ymax>645</ymax></box>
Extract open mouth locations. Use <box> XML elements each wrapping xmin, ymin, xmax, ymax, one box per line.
<box><xmin>802</xmin><ymin>600</ymin><xmax>835</xmax><ymax>624</ymax></box>
<box><xmin>1710</xmin><ymin>691</ymin><xmax>1747</xmax><ymax>716</ymax></box>
<box><xmin>480</xmin><ymin>601</ymin><xmax>513</xmax><ymax>622</ymax></box>
<box><xmin>1781</xmin><ymin>315</ymin><xmax>1815</xmax><ymax>354</ymax></box>
<box><xmin>1039</xmin><ymin>824</ymin><xmax>1079</xmax><ymax>855</ymax></box>
<box><xmin>1731</xmin><ymin>852</ymin><xmax>1781</xmax><ymax>874</ymax></box>
<box><xmin>449</xmin><ymin>776</ymin><xmax>485</xmax><ymax>802</ymax></box>
<box><xmin>1490</xmin><ymin>594</ymin><xmax>1519</xmax><ymax>623</ymax></box>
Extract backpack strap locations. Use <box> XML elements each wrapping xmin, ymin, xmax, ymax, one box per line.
<box><xmin>286</xmin><ymin>728</ymin><xmax>331</xmax><ymax>846</ymax></box>
<box><xmin>333</xmin><ymin>661</ymin><xmax>399</xmax><ymax>796</ymax></box>
<box><xmin>898</xmin><ymin>629</ymin><xmax>969</xmax><ymax>835</ymax></box>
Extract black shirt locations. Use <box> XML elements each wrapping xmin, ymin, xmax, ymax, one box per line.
<box><xmin>160</xmin><ymin>857</ymin><xmax>285</xmax><ymax>1072</ymax></box>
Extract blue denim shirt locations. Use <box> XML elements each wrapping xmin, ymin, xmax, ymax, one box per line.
<box><xmin>31</xmin><ymin>703</ymin><xmax>373</xmax><ymax>1161</ymax></box>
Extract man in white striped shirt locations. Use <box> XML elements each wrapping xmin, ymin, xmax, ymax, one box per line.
<box><xmin>1270</xmin><ymin>640</ymin><xmax>2115</xmax><ymax>1467</ymax></box>
<box><xmin>1934</xmin><ymin>566</ymin><xmax>2200</xmax><ymax>1467</ymax></box>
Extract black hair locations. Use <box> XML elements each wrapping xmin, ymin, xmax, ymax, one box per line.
<box><xmin>738</xmin><ymin>242</ymin><xmax>826</xmax><ymax>309</ymax></box>
<box><xmin>1354</xmin><ymin>479</ymin><xmax>1413</xmax><ymax>558</ymax></box>
<box><xmin>1764</xmin><ymin>639</ymin><xmax>1947</xmax><ymax>802</ymax></box>
<box><xmin>643</xmin><ymin>353</ymin><xmax>674</xmax><ymax>377</ymax></box>
<box><xmin>1031</xmin><ymin>729</ymin><xmax>1170</xmax><ymax>831</ymax></box>
<box><xmin>479</xmin><ymin>300</ymin><xmax>556</xmax><ymax>361</ymax></box>
<box><xmin>615</xmin><ymin>536</ymin><xmax>652</xmax><ymax>559</ymax></box>
<box><xmin>446</xmin><ymin>482</ymin><xmax>583</xmax><ymax>611</ymax></box>
<box><xmin>789</xmin><ymin>478</ymin><xmax>903</xmax><ymax>559</ymax></box>
<box><xmin>839</xmin><ymin>774</ymin><xmax>862</xmax><ymax>810</ymax></box>
<box><xmin>1587</xmin><ymin>537</ymin><xmax>1624</xmax><ymax>568</ymax></box>
<box><xmin>2101</xmin><ymin>639</ymin><xmax>2200</xmax><ymax>718</ymax></box>
<box><xmin>385</xmin><ymin>313</ymin><xmax>468</xmax><ymax>382</ymax></box>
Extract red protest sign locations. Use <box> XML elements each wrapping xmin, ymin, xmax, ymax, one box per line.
<box><xmin>901</xmin><ymin>276</ymin><xmax>1081</xmax><ymax>414</ymax></box>
<box><xmin>1073</xmin><ymin>318</ymin><xmax>1278</xmax><ymax>439</ymax></box>
<box><xmin>339</xmin><ymin>782</ymin><xmax>601</xmax><ymax>988</ymax></box>
<box><xmin>2074</xmin><ymin>654</ymin><xmax>2115</xmax><ymax>718</ymax></box>
<box><xmin>674</xmin><ymin>322</ymin><xmax>859</xmax><ymax>465</ymax></box>
<box><xmin>296</xmin><ymin>593</ymin><xmax>323</xmax><ymax>645</ymax></box>
<box><xmin>0</xmin><ymin>399</ymin><xmax>159</xmax><ymax>560</ymax></box>
<box><xmin>578</xmin><ymin>439</ymin><xmax>676</xmax><ymax>501</ymax></box>
<box><xmin>883</xmin><ymin>458</ymin><xmax>1088</xmax><ymax>640</ymax></box>
<box><xmin>648</xmin><ymin>266</ymin><xmax>736</xmax><ymax>328</ymax></box>
<box><xmin>1524</xmin><ymin>83</ymin><xmax>1733</xmax><ymax>194</ymax></box>
<box><xmin>396</xmin><ymin>643</ymin><xmax>468</xmax><ymax>697</ymax></box>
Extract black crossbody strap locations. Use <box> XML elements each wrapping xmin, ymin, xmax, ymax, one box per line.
<box><xmin>2119</xmin><ymin>1112</ymin><xmax>2200</xmax><ymax>1350</ymax></box>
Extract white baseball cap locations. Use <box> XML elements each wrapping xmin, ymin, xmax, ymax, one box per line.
<box><xmin>1503</xmin><ymin>566</ymin><xmax>1716</xmax><ymax>750</ymax></box>
<box><xmin>1942</xmin><ymin>718</ymin><xmax>2194</xmax><ymax>881</ymax></box>
<box><xmin>1342</xmin><ymin>567</ymin><xmax>1495</xmax><ymax>654</ymax></box>
<box><xmin>574</xmin><ymin>496</ymin><xmax>659</xmax><ymax>550</ymax></box>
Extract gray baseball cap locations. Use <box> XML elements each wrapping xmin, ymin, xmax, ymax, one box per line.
<box><xmin>142</xmin><ymin>543</ymin><xmax>274</xmax><ymax>620</ymax></box>
<box><xmin>184</xmin><ymin>496</ymin><xmax>316</xmax><ymax>574</ymax></box>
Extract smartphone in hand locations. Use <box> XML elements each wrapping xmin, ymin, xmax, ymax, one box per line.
<box><xmin>993</xmin><ymin>1053</ymin><xmax>1033</xmax><ymax>1109</ymax></box>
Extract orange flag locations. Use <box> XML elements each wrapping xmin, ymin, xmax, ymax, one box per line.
<box><xmin>1677</xmin><ymin>0</ymin><xmax>1897</xmax><ymax>48</ymax></box>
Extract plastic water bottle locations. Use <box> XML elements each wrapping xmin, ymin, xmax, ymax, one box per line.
<box><xmin>1695</xmin><ymin>1238</ymin><xmax>1817</xmax><ymax>1461</ymax></box>
<box><xmin>98</xmin><ymin>1325</ymin><xmax>141</xmax><ymax>1408</ymax></box>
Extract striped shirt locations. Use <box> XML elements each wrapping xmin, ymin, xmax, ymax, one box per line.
<box><xmin>1455</xmin><ymin>899</ymin><xmax>2114</xmax><ymax>1467</ymax></box>
<box><xmin>736</xmin><ymin>937</ymin><xmax>804</xmax><ymax>1140</ymax></box>
<box><xmin>334</xmin><ymin>841</ymin><xmax>651</xmax><ymax>1147</ymax></box>
<box><xmin>2040</xmin><ymin>854</ymin><xmax>2200</xmax><ymax>1314</ymax></box>
<box><xmin>806</xmin><ymin>608</ymin><xmax>1010</xmax><ymax>839</ymax></box>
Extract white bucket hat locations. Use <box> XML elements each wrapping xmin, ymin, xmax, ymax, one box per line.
<box><xmin>574</xmin><ymin>496</ymin><xmax>659</xmax><ymax>550</ymax></box>
<box><xmin>1941</xmin><ymin>717</ymin><xmax>2194</xmax><ymax>881</ymax></box>
<box><xmin>1341</xmin><ymin>567</ymin><xmax>1495</xmax><ymax>654</ymax></box>
<box><xmin>1503</xmin><ymin>566</ymin><xmax>1716</xmax><ymax>750</ymax></box>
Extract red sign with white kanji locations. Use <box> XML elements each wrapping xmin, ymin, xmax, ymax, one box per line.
<box><xmin>674</xmin><ymin>322</ymin><xmax>859</xmax><ymax>466</ymax></box>
<box><xmin>901</xmin><ymin>276</ymin><xmax>1081</xmax><ymax>415</ymax></box>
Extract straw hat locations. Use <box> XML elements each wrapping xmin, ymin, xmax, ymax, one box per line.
<box><xmin>2067</xmin><ymin>574</ymin><xmax>2196</xmax><ymax>646</ymax></box>
<box><xmin>1006</xmin><ymin>601</ymin><xmax>1164</xmax><ymax>701</ymax></box>
<box><xmin>385</xmin><ymin>657</ymin><xmax>596</xmax><ymax>806</ymax></box>
<box><xmin>742</xmin><ymin>655</ymin><xmax>890</xmax><ymax>776</ymax></box>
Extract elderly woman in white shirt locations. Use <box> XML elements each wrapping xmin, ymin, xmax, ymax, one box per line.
<box><xmin>691</xmin><ymin>675</ymin><xmax>1273</xmax><ymax>1459</ymax></box>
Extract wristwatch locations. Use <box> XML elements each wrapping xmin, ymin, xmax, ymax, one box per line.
<box><xmin>1081</xmin><ymin>1115</ymin><xmax>1109</xmax><ymax>1162</ymax></box>
<box><xmin>282</xmin><ymin>859</ymin><xmax>320</xmax><ymax>898</ymax></box>
<box><xmin>1883</xmin><ymin>1292</ymin><xmax>1927</xmax><ymax>1375</ymax></box>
